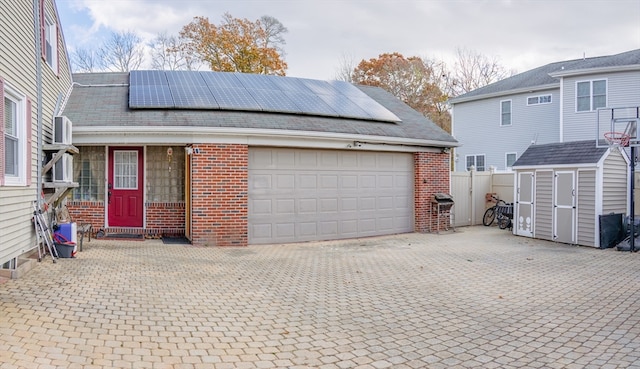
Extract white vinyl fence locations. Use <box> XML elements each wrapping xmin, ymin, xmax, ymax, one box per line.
<box><xmin>450</xmin><ymin>169</ymin><xmax>515</xmax><ymax>227</ymax></box>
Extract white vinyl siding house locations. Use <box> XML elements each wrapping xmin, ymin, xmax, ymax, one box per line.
<box><xmin>450</xmin><ymin>50</ymin><xmax>640</xmax><ymax>172</ymax></box>
<box><xmin>0</xmin><ymin>0</ymin><xmax>72</xmax><ymax>267</ymax></box>
<box><xmin>452</xmin><ymin>89</ymin><xmax>559</xmax><ymax>172</ymax></box>
<box><xmin>559</xmin><ymin>71</ymin><xmax>640</xmax><ymax>142</ymax></box>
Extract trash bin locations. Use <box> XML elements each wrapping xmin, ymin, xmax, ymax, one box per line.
<box><xmin>53</xmin><ymin>232</ymin><xmax>77</xmax><ymax>258</ymax></box>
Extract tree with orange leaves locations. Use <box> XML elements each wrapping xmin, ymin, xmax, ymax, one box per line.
<box><xmin>351</xmin><ymin>52</ymin><xmax>450</xmax><ymax>132</ymax></box>
<box><xmin>178</xmin><ymin>13</ymin><xmax>288</xmax><ymax>75</ymax></box>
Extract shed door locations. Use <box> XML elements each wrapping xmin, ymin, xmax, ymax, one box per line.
<box><xmin>248</xmin><ymin>148</ymin><xmax>414</xmax><ymax>244</ymax></box>
<box><xmin>554</xmin><ymin>171</ymin><xmax>576</xmax><ymax>244</ymax></box>
<box><xmin>516</xmin><ymin>172</ymin><xmax>534</xmax><ymax>237</ymax></box>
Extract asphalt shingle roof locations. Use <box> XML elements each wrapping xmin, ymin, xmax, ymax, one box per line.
<box><xmin>512</xmin><ymin>140</ymin><xmax>609</xmax><ymax>167</ymax></box>
<box><xmin>63</xmin><ymin>72</ymin><xmax>457</xmax><ymax>145</ymax></box>
<box><xmin>449</xmin><ymin>49</ymin><xmax>640</xmax><ymax>103</ymax></box>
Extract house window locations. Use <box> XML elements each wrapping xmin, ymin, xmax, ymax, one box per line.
<box><xmin>41</xmin><ymin>2</ymin><xmax>58</xmax><ymax>72</ymax></box>
<box><xmin>466</xmin><ymin>154</ymin><xmax>485</xmax><ymax>171</ymax></box>
<box><xmin>506</xmin><ymin>152</ymin><xmax>517</xmax><ymax>169</ymax></box>
<box><xmin>2</xmin><ymin>84</ymin><xmax>27</xmax><ymax>186</ymax></box>
<box><xmin>73</xmin><ymin>146</ymin><xmax>105</xmax><ymax>201</ymax></box>
<box><xmin>577</xmin><ymin>79</ymin><xmax>606</xmax><ymax>112</ymax></box>
<box><xmin>527</xmin><ymin>94</ymin><xmax>552</xmax><ymax>105</ymax></box>
<box><xmin>501</xmin><ymin>100</ymin><xmax>511</xmax><ymax>126</ymax></box>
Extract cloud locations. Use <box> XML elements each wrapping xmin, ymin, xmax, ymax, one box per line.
<box><xmin>59</xmin><ymin>0</ymin><xmax>640</xmax><ymax>79</ymax></box>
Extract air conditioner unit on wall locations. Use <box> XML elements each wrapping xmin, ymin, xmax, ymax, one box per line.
<box><xmin>53</xmin><ymin>116</ymin><xmax>72</xmax><ymax>144</ymax></box>
<box><xmin>53</xmin><ymin>153</ymin><xmax>73</xmax><ymax>182</ymax></box>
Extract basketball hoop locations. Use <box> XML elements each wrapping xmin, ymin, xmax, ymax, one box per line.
<box><xmin>604</xmin><ymin>131</ymin><xmax>630</xmax><ymax>147</ymax></box>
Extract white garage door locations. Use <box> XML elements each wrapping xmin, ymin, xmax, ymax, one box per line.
<box><xmin>248</xmin><ymin>148</ymin><xmax>414</xmax><ymax>244</ymax></box>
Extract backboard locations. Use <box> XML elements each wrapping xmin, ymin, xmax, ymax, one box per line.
<box><xmin>596</xmin><ymin>107</ymin><xmax>640</xmax><ymax>148</ymax></box>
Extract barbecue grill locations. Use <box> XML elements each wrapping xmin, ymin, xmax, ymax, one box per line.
<box><xmin>431</xmin><ymin>193</ymin><xmax>455</xmax><ymax>233</ymax></box>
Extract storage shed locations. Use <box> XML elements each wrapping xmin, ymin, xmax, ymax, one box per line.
<box><xmin>511</xmin><ymin>140</ymin><xmax>629</xmax><ymax>247</ymax></box>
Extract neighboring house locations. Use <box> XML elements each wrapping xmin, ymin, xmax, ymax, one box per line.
<box><xmin>61</xmin><ymin>70</ymin><xmax>458</xmax><ymax>246</ymax></box>
<box><xmin>0</xmin><ymin>0</ymin><xmax>73</xmax><ymax>267</ymax></box>
<box><xmin>449</xmin><ymin>49</ymin><xmax>640</xmax><ymax>172</ymax></box>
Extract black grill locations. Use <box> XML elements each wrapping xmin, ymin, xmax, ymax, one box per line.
<box><xmin>431</xmin><ymin>193</ymin><xmax>455</xmax><ymax>233</ymax></box>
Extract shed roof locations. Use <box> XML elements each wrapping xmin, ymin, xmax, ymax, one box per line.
<box><xmin>512</xmin><ymin>140</ymin><xmax>609</xmax><ymax>167</ymax></box>
<box><xmin>449</xmin><ymin>49</ymin><xmax>640</xmax><ymax>104</ymax></box>
<box><xmin>63</xmin><ymin>72</ymin><xmax>457</xmax><ymax>147</ymax></box>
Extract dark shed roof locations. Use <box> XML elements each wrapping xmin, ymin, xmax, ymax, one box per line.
<box><xmin>63</xmin><ymin>72</ymin><xmax>457</xmax><ymax>145</ymax></box>
<box><xmin>512</xmin><ymin>140</ymin><xmax>609</xmax><ymax>167</ymax></box>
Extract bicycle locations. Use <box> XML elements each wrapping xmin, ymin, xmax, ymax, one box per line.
<box><xmin>482</xmin><ymin>194</ymin><xmax>512</xmax><ymax>228</ymax></box>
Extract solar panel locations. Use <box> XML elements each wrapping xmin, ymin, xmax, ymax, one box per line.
<box><xmin>282</xmin><ymin>91</ymin><xmax>338</xmax><ymax>116</ymax></box>
<box><xmin>201</xmin><ymin>72</ymin><xmax>244</xmax><ymax>89</ymax></box>
<box><xmin>269</xmin><ymin>75</ymin><xmax>315</xmax><ymax>94</ymax></box>
<box><xmin>128</xmin><ymin>70</ymin><xmax>401</xmax><ymax>123</ymax></box>
<box><xmin>248</xmin><ymin>89</ymin><xmax>300</xmax><ymax>113</ymax></box>
<box><xmin>170</xmin><ymin>84</ymin><xmax>219</xmax><ymax>109</ymax></box>
<box><xmin>209</xmin><ymin>87</ymin><xmax>262</xmax><ymax>110</ymax></box>
<box><xmin>317</xmin><ymin>93</ymin><xmax>370</xmax><ymax>120</ymax></box>
<box><xmin>235</xmin><ymin>73</ymin><xmax>278</xmax><ymax>91</ymax></box>
<box><xmin>348</xmin><ymin>96</ymin><xmax>401</xmax><ymax>122</ymax></box>
<box><xmin>298</xmin><ymin>78</ymin><xmax>337</xmax><ymax>96</ymax></box>
<box><xmin>129</xmin><ymin>85</ymin><xmax>174</xmax><ymax>108</ymax></box>
<box><xmin>166</xmin><ymin>70</ymin><xmax>207</xmax><ymax>86</ymax></box>
<box><xmin>130</xmin><ymin>70</ymin><xmax>167</xmax><ymax>86</ymax></box>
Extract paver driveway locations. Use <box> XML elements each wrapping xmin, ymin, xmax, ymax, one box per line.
<box><xmin>1</xmin><ymin>226</ymin><xmax>639</xmax><ymax>369</ymax></box>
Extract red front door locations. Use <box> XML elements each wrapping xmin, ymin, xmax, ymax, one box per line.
<box><xmin>108</xmin><ymin>147</ymin><xmax>143</xmax><ymax>227</ymax></box>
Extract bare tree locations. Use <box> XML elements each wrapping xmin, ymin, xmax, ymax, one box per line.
<box><xmin>149</xmin><ymin>32</ymin><xmax>199</xmax><ymax>70</ymax></box>
<box><xmin>71</xmin><ymin>47</ymin><xmax>100</xmax><ymax>73</ymax></box>
<box><xmin>98</xmin><ymin>31</ymin><xmax>145</xmax><ymax>72</ymax></box>
<box><xmin>259</xmin><ymin>15</ymin><xmax>288</xmax><ymax>55</ymax></box>
<box><xmin>333</xmin><ymin>52</ymin><xmax>358</xmax><ymax>82</ymax></box>
<box><xmin>447</xmin><ymin>48</ymin><xmax>515</xmax><ymax>97</ymax></box>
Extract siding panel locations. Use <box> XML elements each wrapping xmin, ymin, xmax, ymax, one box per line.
<box><xmin>602</xmin><ymin>150</ymin><xmax>628</xmax><ymax>214</ymax></box>
<box><xmin>577</xmin><ymin>170</ymin><xmax>596</xmax><ymax>246</ymax></box>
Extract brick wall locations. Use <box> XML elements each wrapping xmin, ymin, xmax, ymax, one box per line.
<box><xmin>146</xmin><ymin>202</ymin><xmax>185</xmax><ymax>236</ymax></box>
<box><xmin>67</xmin><ymin>201</ymin><xmax>104</xmax><ymax>233</ymax></box>
<box><xmin>190</xmin><ymin>144</ymin><xmax>248</xmax><ymax>246</ymax></box>
<box><xmin>414</xmin><ymin>152</ymin><xmax>451</xmax><ymax>233</ymax></box>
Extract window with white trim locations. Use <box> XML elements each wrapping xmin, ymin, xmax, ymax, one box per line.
<box><xmin>466</xmin><ymin>154</ymin><xmax>485</xmax><ymax>171</ymax></box>
<box><xmin>41</xmin><ymin>1</ymin><xmax>58</xmax><ymax>72</ymax></box>
<box><xmin>506</xmin><ymin>152</ymin><xmax>517</xmax><ymax>169</ymax></box>
<box><xmin>527</xmin><ymin>94</ymin><xmax>552</xmax><ymax>105</ymax></box>
<box><xmin>500</xmin><ymin>100</ymin><xmax>511</xmax><ymax>126</ymax></box>
<box><xmin>3</xmin><ymin>84</ymin><xmax>27</xmax><ymax>186</ymax></box>
<box><xmin>577</xmin><ymin>79</ymin><xmax>606</xmax><ymax>112</ymax></box>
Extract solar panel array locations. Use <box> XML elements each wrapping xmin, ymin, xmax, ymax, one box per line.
<box><xmin>129</xmin><ymin>70</ymin><xmax>401</xmax><ymax>123</ymax></box>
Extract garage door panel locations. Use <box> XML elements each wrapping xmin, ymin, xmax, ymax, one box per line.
<box><xmin>276</xmin><ymin>199</ymin><xmax>295</xmax><ymax>214</ymax></box>
<box><xmin>249</xmin><ymin>148</ymin><xmax>413</xmax><ymax>244</ymax></box>
<box><xmin>299</xmin><ymin>174</ymin><xmax>318</xmax><ymax>189</ymax></box>
<box><xmin>320</xmin><ymin>175</ymin><xmax>338</xmax><ymax>188</ymax></box>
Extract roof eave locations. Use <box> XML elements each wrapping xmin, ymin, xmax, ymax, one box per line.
<box><xmin>549</xmin><ymin>64</ymin><xmax>640</xmax><ymax>78</ymax></box>
<box><xmin>448</xmin><ymin>83</ymin><xmax>559</xmax><ymax>104</ymax></box>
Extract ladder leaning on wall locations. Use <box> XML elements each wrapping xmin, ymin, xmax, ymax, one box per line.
<box><xmin>33</xmin><ymin>201</ymin><xmax>58</xmax><ymax>263</ymax></box>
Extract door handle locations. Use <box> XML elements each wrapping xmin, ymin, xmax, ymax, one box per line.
<box><xmin>108</xmin><ymin>191</ymin><xmax>112</xmax><ymax>204</ymax></box>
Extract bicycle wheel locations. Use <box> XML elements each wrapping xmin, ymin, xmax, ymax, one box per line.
<box><xmin>497</xmin><ymin>216</ymin><xmax>511</xmax><ymax>230</ymax></box>
<box><xmin>483</xmin><ymin>207</ymin><xmax>496</xmax><ymax>226</ymax></box>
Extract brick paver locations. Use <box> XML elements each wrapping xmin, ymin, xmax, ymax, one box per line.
<box><xmin>1</xmin><ymin>226</ymin><xmax>639</xmax><ymax>368</ymax></box>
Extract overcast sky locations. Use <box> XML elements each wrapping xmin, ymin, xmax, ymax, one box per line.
<box><xmin>57</xmin><ymin>0</ymin><xmax>640</xmax><ymax>80</ymax></box>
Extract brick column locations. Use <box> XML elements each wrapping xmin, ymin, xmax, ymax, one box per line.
<box><xmin>191</xmin><ymin>144</ymin><xmax>248</xmax><ymax>246</ymax></box>
<box><xmin>414</xmin><ymin>151</ymin><xmax>451</xmax><ymax>233</ymax></box>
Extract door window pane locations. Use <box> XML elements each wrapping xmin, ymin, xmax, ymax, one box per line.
<box><xmin>114</xmin><ymin>151</ymin><xmax>138</xmax><ymax>189</ymax></box>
